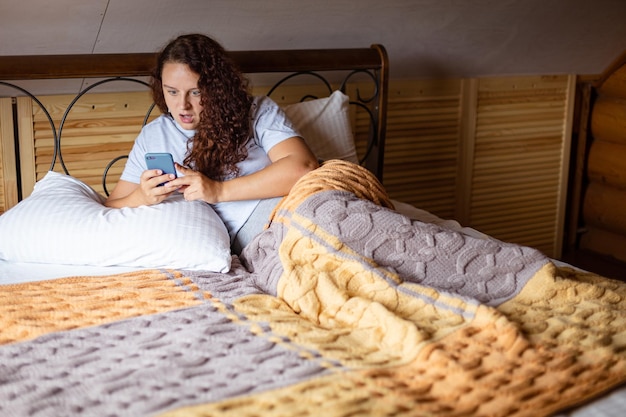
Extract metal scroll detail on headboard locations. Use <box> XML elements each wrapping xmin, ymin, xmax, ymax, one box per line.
<box><xmin>97</xmin><ymin>66</ymin><xmax>386</xmax><ymax>196</ymax></box>
<box><xmin>265</xmin><ymin>68</ymin><xmax>384</xmax><ymax>177</ymax></box>
<box><xmin>0</xmin><ymin>81</ymin><xmax>58</xmax><ymax>201</ymax></box>
<box><xmin>0</xmin><ymin>45</ymin><xmax>388</xmax><ymax>200</ymax></box>
<box><xmin>0</xmin><ymin>78</ymin><xmax>155</xmax><ymax>198</ymax></box>
<box><xmin>52</xmin><ymin>78</ymin><xmax>156</xmax><ymax>197</ymax></box>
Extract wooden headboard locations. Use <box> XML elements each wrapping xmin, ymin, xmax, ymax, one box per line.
<box><xmin>0</xmin><ymin>45</ymin><xmax>388</xmax><ymax>212</ymax></box>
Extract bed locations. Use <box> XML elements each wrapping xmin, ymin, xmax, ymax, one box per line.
<box><xmin>0</xmin><ymin>45</ymin><xmax>624</xmax><ymax>417</ymax></box>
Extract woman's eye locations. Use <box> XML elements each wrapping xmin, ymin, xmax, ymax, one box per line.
<box><xmin>191</xmin><ymin>90</ymin><xmax>201</xmax><ymax>97</ymax></box>
<box><xmin>167</xmin><ymin>90</ymin><xmax>177</xmax><ymax>96</ymax></box>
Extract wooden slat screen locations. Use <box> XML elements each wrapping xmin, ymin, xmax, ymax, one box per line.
<box><xmin>0</xmin><ymin>98</ymin><xmax>18</xmax><ymax>214</ymax></box>
<box><xmin>12</xmin><ymin>76</ymin><xmax>574</xmax><ymax>259</ymax></box>
<box><xmin>16</xmin><ymin>97</ymin><xmax>36</xmax><ymax>200</ymax></box>
<box><xmin>25</xmin><ymin>83</ymin><xmax>352</xmax><ymax>197</ymax></box>
<box><xmin>251</xmin><ymin>83</ymin><xmax>374</xmax><ymax>174</ymax></box>
<box><xmin>468</xmin><ymin>75</ymin><xmax>574</xmax><ymax>257</ymax></box>
<box><xmin>381</xmin><ymin>80</ymin><xmax>463</xmax><ymax>219</ymax></box>
<box><xmin>29</xmin><ymin>90</ymin><xmax>158</xmax><ymax>196</ymax></box>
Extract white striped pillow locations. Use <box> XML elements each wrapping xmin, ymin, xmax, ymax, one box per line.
<box><xmin>284</xmin><ymin>90</ymin><xmax>358</xmax><ymax>164</ymax></box>
<box><xmin>0</xmin><ymin>171</ymin><xmax>231</xmax><ymax>272</ymax></box>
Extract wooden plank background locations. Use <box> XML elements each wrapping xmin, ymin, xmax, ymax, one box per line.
<box><xmin>30</xmin><ymin>90</ymin><xmax>158</xmax><ymax>196</ymax></box>
<box><xmin>1</xmin><ymin>76</ymin><xmax>575</xmax><ymax>258</ymax></box>
<box><xmin>468</xmin><ymin>75</ymin><xmax>574</xmax><ymax>258</ymax></box>
<box><xmin>0</xmin><ymin>98</ymin><xmax>18</xmax><ymax>211</ymax></box>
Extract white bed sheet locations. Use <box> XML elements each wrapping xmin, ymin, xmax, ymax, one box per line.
<box><xmin>0</xmin><ymin>259</ymin><xmax>143</xmax><ymax>284</ymax></box>
<box><xmin>554</xmin><ymin>386</ymin><xmax>626</xmax><ymax>417</ymax></box>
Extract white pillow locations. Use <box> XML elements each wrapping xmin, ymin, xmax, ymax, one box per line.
<box><xmin>284</xmin><ymin>90</ymin><xmax>358</xmax><ymax>164</ymax></box>
<box><xmin>0</xmin><ymin>171</ymin><xmax>231</xmax><ymax>272</ymax></box>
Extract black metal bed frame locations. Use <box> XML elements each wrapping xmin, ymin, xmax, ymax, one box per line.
<box><xmin>0</xmin><ymin>45</ymin><xmax>388</xmax><ymax>199</ymax></box>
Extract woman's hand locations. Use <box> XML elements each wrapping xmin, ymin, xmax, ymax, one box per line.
<box><xmin>169</xmin><ymin>164</ymin><xmax>223</xmax><ymax>203</ymax></box>
<box><xmin>139</xmin><ymin>169</ymin><xmax>179</xmax><ymax>204</ymax></box>
<box><xmin>157</xmin><ymin>136</ymin><xmax>318</xmax><ymax>206</ymax></box>
<box><xmin>104</xmin><ymin>169</ymin><xmax>178</xmax><ymax>208</ymax></box>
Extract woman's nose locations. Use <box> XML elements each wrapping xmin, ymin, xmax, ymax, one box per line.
<box><xmin>179</xmin><ymin>97</ymin><xmax>191</xmax><ymax>109</ymax></box>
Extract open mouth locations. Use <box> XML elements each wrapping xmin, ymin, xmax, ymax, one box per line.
<box><xmin>179</xmin><ymin>114</ymin><xmax>194</xmax><ymax>124</ymax></box>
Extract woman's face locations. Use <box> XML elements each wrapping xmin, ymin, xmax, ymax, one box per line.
<box><xmin>161</xmin><ymin>62</ymin><xmax>203</xmax><ymax>130</ymax></box>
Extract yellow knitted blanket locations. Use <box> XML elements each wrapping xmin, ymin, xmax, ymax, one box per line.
<box><xmin>0</xmin><ymin>160</ymin><xmax>624</xmax><ymax>417</ymax></box>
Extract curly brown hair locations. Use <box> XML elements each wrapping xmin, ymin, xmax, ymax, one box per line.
<box><xmin>150</xmin><ymin>34</ymin><xmax>253</xmax><ymax>180</ymax></box>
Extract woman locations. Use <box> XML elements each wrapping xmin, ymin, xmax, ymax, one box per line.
<box><xmin>105</xmin><ymin>34</ymin><xmax>319</xmax><ymax>252</ymax></box>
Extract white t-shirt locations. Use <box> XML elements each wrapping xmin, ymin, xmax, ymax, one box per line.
<box><xmin>120</xmin><ymin>95</ymin><xmax>300</xmax><ymax>240</ymax></box>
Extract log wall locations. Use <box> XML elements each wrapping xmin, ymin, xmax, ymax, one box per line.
<box><xmin>580</xmin><ymin>58</ymin><xmax>626</xmax><ymax>262</ymax></box>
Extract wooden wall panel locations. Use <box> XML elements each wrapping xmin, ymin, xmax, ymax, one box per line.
<box><xmin>580</xmin><ymin>60</ymin><xmax>626</xmax><ymax>262</ymax></box>
<box><xmin>382</xmin><ymin>79</ymin><xmax>462</xmax><ymax>219</ymax></box>
<box><xmin>16</xmin><ymin>97</ymin><xmax>36</xmax><ymax>200</ymax></box>
<box><xmin>0</xmin><ymin>98</ymin><xmax>18</xmax><ymax>214</ymax></box>
<box><xmin>467</xmin><ymin>75</ymin><xmax>575</xmax><ymax>258</ymax></box>
<box><xmin>590</xmin><ymin>97</ymin><xmax>626</xmax><ymax>144</ymax></box>
<box><xmin>21</xmin><ymin>84</ymin><xmax>350</xmax><ymax>197</ymax></box>
<box><xmin>580</xmin><ymin>227</ymin><xmax>626</xmax><ymax>262</ymax></box>
<box><xmin>12</xmin><ymin>77</ymin><xmax>574</xmax><ymax>259</ymax></box>
<box><xmin>587</xmin><ymin>140</ymin><xmax>626</xmax><ymax>189</ymax></box>
<box><xmin>28</xmin><ymin>91</ymin><xmax>158</xmax><ymax>196</ymax></box>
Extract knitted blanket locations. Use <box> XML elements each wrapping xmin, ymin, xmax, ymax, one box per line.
<box><xmin>1</xmin><ymin>160</ymin><xmax>625</xmax><ymax>417</ymax></box>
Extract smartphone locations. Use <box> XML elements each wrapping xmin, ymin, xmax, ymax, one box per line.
<box><xmin>145</xmin><ymin>152</ymin><xmax>177</xmax><ymax>186</ymax></box>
